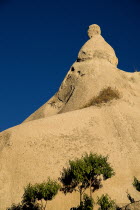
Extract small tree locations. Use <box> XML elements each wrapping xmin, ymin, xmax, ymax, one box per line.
<box><xmin>83</xmin><ymin>153</ymin><xmax>115</xmax><ymax>198</ymax></box>
<box><xmin>59</xmin><ymin>153</ymin><xmax>115</xmax><ymax>206</ymax></box>
<box><xmin>82</xmin><ymin>194</ymin><xmax>94</xmax><ymax>210</ymax></box>
<box><xmin>22</xmin><ymin>183</ymin><xmax>37</xmax><ymax>206</ymax></box>
<box><xmin>59</xmin><ymin>157</ymin><xmax>87</xmax><ymax>204</ymax></box>
<box><xmin>70</xmin><ymin>194</ymin><xmax>94</xmax><ymax>210</ymax></box>
<box><xmin>97</xmin><ymin>194</ymin><xmax>116</xmax><ymax>210</ymax></box>
<box><xmin>133</xmin><ymin>177</ymin><xmax>140</xmax><ymax>192</ymax></box>
<box><xmin>22</xmin><ymin>179</ymin><xmax>60</xmax><ymax>210</ymax></box>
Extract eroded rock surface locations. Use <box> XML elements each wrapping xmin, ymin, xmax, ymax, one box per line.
<box><xmin>23</xmin><ymin>24</ymin><xmax>119</xmax><ymax>123</ymax></box>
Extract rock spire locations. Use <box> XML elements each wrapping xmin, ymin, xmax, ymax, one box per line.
<box><xmin>24</xmin><ymin>24</ymin><xmax>118</xmax><ymax>123</ymax></box>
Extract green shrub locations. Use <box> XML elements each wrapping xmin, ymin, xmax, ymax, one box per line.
<box><xmin>83</xmin><ymin>87</ymin><xmax>120</xmax><ymax>108</ymax></box>
<box><xmin>133</xmin><ymin>177</ymin><xmax>140</xmax><ymax>192</ymax></box>
<box><xmin>70</xmin><ymin>194</ymin><xmax>94</xmax><ymax>210</ymax></box>
<box><xmin>8</xmin><ymin>179</ymin><xmax>60</xmax><ymax>210</ymax></box>
<box><xmin>23</xmin><ymin>179</ymin><xmax>60</xmax><ymax>210</ymax></box>
<box><xmin>97</xmin><ymin>194</ymin><xmax>116</xmax><ymax>210</ymax></box>
<box><xmin>82</xmin><ymin>194</ymin><xmax>94</xmax><ymax>210</ymax></box>
<box><xmin>22</xmin><ymin>183</ymin><xmax>37</xmax><ymax>205</ymax></box>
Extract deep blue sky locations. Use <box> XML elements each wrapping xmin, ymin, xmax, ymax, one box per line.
<box><xmin>0</xmin><ymin>0</ymin><xmax>140</xmax><ymax>132</ymax></box>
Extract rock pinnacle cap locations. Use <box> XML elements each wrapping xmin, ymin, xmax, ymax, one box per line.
<box><xmin>88</xmin><ymin>24</ymin><xmax>101</xmax><ymax>38</ymax></box>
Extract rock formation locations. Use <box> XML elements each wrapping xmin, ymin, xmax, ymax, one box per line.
<box><xmin>23</xmin><ymin>24</ymin><xmax>119</xmax><ymax>122</ymax></box>
<box><xmin>0</xmin><ymin>24</ymin><xmax>140</xmax><ymax>210</ymax></box>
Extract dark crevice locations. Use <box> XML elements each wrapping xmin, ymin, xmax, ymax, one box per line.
<box><xmin>57</xmin><ymin>96</ymin><xmax>64</xmax><ymax>103</ymax></box>
<box><xmin>77</xmin><ymin>71</ymin><xmax>85</xmax><ymax>77</ymax></box>
<box><xmin>71</xmin><ymin>67</ymin><xmax>75</xmax><ymax>71</ymax></box>
<box><xmin>65</xmin><ymin>86</ymin><xmax>75</xmax><ymax>103</ymax></box>
<box><xmin>76</xmin><ymin>58</ymin><xmax>81</xmax><ymax>62</ymax></box>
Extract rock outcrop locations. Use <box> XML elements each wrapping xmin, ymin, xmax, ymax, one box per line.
<box><xmin>0</xmin><ymin>25</ymin><xmax>140</xmax><ymax>210</ymax></box>
<box><xmin>23</xmin><ymin>24</ymin><xmax>119</xmax><ymax>123</ymax></box>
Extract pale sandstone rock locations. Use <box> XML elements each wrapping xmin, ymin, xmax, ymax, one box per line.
<box><xmin>87</xmin><ymin>24</ymin><xmax>101</xmax><ymax>38</ymax></box>
<box><xmin>0</xmin><ymin>25</ymin><xmax>140</xmax><ymax>210</ymax></box>
<box><xmin>23</xmin><ymin>24</ymin><xmax>118</xmax><ymax>123</ymax></box>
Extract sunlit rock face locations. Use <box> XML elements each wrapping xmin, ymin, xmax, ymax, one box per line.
<box><xmin>0</xmin><ymin>25</ymin><xmax>140</xmax><ymax>210</ymax></box>
<box><xmin>23</xmin><ymin>24</ymin><xmax>119</xmax><ymax>123</ymax></box>
<box><xmin>78</xmin><ymin>24</ymin><xmax>118</xmax><ymax>66</ymax></box>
